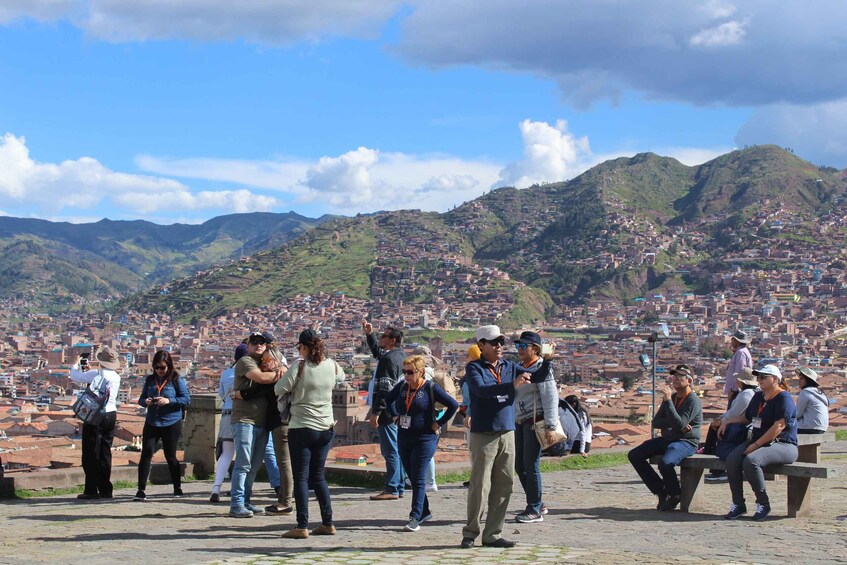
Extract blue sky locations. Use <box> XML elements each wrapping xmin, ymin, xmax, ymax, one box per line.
<box><xmin>1</xmin><ymin>1</ymin><xmax>846</xmax><ymax>224</ymax></box>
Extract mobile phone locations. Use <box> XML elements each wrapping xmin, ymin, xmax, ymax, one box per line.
<box><xmin>541</xmin><ymin>343</ymin><xmax>554</xmax><ymax>356</ymax></box>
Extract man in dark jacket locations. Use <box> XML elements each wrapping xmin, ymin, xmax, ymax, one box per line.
<box><xmin>363</xmin><ymin>321</ymin><xmax>407</xmax><ymax>500</ymax></box>
<box><xmin>628</xmin><ymin>364</ymin><xmax>702</xmax><ymax>512</ymax></box>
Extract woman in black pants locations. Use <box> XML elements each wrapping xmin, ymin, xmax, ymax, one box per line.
<box><xmin>134</xmin><ymin>350</ymin><xmax>191</xmax><ymax>500</ymax></box>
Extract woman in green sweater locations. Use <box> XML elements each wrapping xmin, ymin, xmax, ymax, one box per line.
<box><xmin>274</xmin><ymin>329</ymin><xmax>344</xmax><ymax>539</ymax></box>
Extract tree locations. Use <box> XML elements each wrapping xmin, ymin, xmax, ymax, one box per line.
<box><xmin>621</xmin><ymin>374</ymin><xmax>636</xmax><ymax>391</ymax></box>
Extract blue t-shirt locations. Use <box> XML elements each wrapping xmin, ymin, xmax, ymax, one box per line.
<box><xmin>745</xmin><ymin>389</ymin><xmax>797</xmax><ymax>445</ymax></box>
<box><xmin>138</xmin><ymin>375</ymin><xmax>191</xmax><ymax>428</ymax></box>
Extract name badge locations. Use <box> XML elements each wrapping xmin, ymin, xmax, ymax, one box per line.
<box><xmin>398</xmin><ymin>415</ymin><xmax>412</xmax><ymax>429</ymax></box>
<box><xmin>496</xmin><ymin>395</ymin><xmax>509</xmax><ymax>403</ymax></box>
<box><xmin>751</xmin><ymin>417</ymin><xmax>762</xmax><ymax>429</ymax></box>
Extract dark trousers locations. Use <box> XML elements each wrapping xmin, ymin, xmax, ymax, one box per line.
<box><xmin>628</xmin><ymin>437</ymin><xmax>696</xmax><ymax>497</ymax></box>
<box><xmin>570</xmin><ymin>441</ymin><xmax>591</xmax><ymax>454</ymax></box>
<box><xmin>81</xmin><ymin>412</ymin><xmax>117</xmax><ymax>496</ymax></box>
<box><xmin>398</xmin><ymin>431</ymin><xmax>438</xmax><ymax>521</ymax></box>
<box><xmin>137</xmin><ymin>421</ymin><xmax>183</xmax><ymax>491</ymax></box>
<box><xmin>288</xmin><ymin>427</ymin><xmax>334</xmax><ymax>529</ymax></box>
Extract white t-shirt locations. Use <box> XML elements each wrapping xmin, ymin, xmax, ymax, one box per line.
<box><xmin>70</xmin><ymin>365</ymin><xmax>121</xmax><ymax>413</ymax></box>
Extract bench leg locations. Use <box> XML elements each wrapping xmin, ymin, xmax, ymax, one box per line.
<box><xmin>787</xmin><ymin>476</ymin><xmax>812</xmax><ymax>518</ymax></box>
<box><xmin>680</xmin><ymin>466</ymin><xmax>705</xmax><ymax>512</ymax></box>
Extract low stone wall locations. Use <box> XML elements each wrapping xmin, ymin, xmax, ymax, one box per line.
<box><xmin>0</xmin><ymin>462</ymin><xmax>194</xmax><ymax>496</ymax></box>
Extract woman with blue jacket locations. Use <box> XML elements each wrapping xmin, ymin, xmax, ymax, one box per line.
<box><xmin>386</xmin><ymin>354</ymin><xmax>458</xmax><ymax>532</ymax></box>
<box><xmin>134</xmin><ymin>350</ymin><xmax>191</xmax><ymax>500</ymax></box>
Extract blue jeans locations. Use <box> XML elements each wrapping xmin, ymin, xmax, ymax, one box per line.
<box><xmin>398</xmin><ymin>431</ymin><xmax>438</xmax><ymax>520</ymax></box>
<box><xmin>515</xmin><ymin>420</ymin><xmax>543</xmax><ymax>513</ymax></box>
<box><xmin>378</xmin><ymin>422</ymin><xmax>405</xmax><ymax>495</ymax></box>
<box><xmin>230</xmin><ymin>422</ymin><xmax>269</xmax><ymax>510</ymax></box>
<box><xmin>264</xmin><ymin>433</ymin><xmax>280</xmax><ymax>488</ymax></box>
<box><xmin>628</xmin><ymin>436</ymin><xmax>696</xmax><ymax>497</ymax></box>
<box><xmin>288</xmin><ymin>427</ymin><xmax>335</xmax><ymax>529</ymax></box>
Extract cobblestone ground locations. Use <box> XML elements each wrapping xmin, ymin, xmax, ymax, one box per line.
<box><xmin>1</xmin><ymin>442</ymin><xmax>845</xmax><ymax>565</ymax></box>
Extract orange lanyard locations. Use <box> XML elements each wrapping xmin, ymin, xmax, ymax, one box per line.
<box><xmin>487</xmin><ymin>363</ymin><xmax>502</xmax><ymax>384</ymax></box>
<box><xmin>757</xmin><ymin>390</ymin><xmax>779</xmax><ymax>417</ymax></box>
<box><xmin>673</xmin><ymin>390</ymin><xmax>690</xmax><ymax>411</ymax></box>
<box><xmin>404</xmin><ymin>381</ymin><xmax>425</xmax><ymax>414</ymax></box>
<box><xmin>522</xmin><ymin>357</ymin><xmax>540</xmax><ymax>369</ymax></box>
<box><xmin>154</xmin><ymin>378</ymin><xmax>169</xmax><ymax>396</ymax></box>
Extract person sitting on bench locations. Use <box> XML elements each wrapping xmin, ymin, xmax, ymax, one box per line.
<box><xmin>720</xmin><ymin>364</ymin><xmax>798</xmax><ymax>521</ymax></box>
<box><xmin>628</xmin><ymin>364</ymin><xmax>702</xmax><ymax>512</ymax></box>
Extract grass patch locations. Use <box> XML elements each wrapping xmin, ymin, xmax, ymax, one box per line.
<box><xmin>436</xmin><ymin>452</ymin><xmax>630</xmax><ymax>485</ymax></box>
<box><xmin>9</xmin><ymin>475</ymin><xmax>199</xmax><ymax>499</ymax></box>
<box><xmin>836</xmin><ymin>430</ymin><xmax>847</xmax><ymax>441</ymax></box>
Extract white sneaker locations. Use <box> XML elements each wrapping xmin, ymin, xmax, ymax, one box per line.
<box><xmin>425</xmin><ymin>483</ymin><xmax>438</xmax><ymax>493</ymax></box>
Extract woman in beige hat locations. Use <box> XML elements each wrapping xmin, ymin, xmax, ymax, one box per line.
<box><xmin>69</xmin><ymin>346</ymin><xmax>122</xmax><ymax>500</ymax></box>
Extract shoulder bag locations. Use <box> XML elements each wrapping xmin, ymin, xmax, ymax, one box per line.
<box><xmin>532</xmin><ymin>392</ymin><xmax>566</xmax><ymax>450</ymax></box>
<box><xmin>277</xmin><ymin>360</ymin><xmax>304</xmax><ymax>425</ymax></box>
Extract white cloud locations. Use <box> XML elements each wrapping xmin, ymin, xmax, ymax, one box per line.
<box><xmin>735</xmin><ymin>100</ymin><xmax>847</xmax><ymax>168</ymax></box>
<box><xmin>0</xmin><ymin>0</ymin><xmax>77</xmax><ymax>24</ymax></box>
<box><xmin>135</xmin><ymin>155</ymin><xmax>309</xmax><ymax>192</ymax></box>
<box><xmin>0</xmin><ymin>132</ymin><xmax>280</xmax><ymax>217</ymax></box>
<box><xmin>397</xmin><ymin>0</ymin><xmax>847</xmax><ymax>107</ymax></box>
<box><xmin>497</xmin><ymin>119</ymin><xmax>592</xmax><ymax>188</ymax></box>
<box><xmin>0</xmin><ymin>0</ymin><xmax>401</xmax><ymax>43</ymax></box>
<box><xmin>689</xmin><ymin>20</ymin><xmax>747</xmax><ymax>47</ymax></box>
<box><xmin>303</xmin><ymin>147</ymin><xmax>381</xmax><ymax>206</ymax></box>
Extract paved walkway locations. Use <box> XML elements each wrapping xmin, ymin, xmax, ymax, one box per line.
<box><xmin>1</xmin><ymin>442</ymin><xmax>846</xmax><ymax>564</ymax></box>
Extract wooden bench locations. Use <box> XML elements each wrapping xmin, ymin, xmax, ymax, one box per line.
<box><xmin>650</xmin><ymin>432</ymin><xmax>834</xmax><ymax>517</ymax></box>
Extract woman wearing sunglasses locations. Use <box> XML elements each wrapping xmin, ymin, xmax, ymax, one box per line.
<box><xmin>512</xmin><ymin>331</ymin><xmax>558</xmax><ymax>523</ymax></box>
<box><xmin>718</xmin><ymin>364</ymin><xmax>797</xmax><ymax>521</ymax></box>
<box><xmin>385</xmin><ymin>355</ymin><xmax>458</xmax><ymax>532</ymax></box>
<box><xmin>133</xmin><ymin>350</ymin><xmax>191</xmax><ymax>501</ymax></box>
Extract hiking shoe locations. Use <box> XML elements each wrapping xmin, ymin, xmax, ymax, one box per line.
<box><xmin>209</xmin><ymin>491</ymin><xmax>220</xmax><ymax>503</ymax></box>
<box><xmin>462</xmin><ymin>481</ymin><xmax>470</xmax><ymax>488</ymax></box>
<box><xmin>705</xmin><ymin>473</ymin><xmax>728</xmax><ymax>483</ymax></box>
<box><xmin>173</xmin><ymin>488</ymin><xmax>184</xmax><ymax>497</ymax></box>
<box><xmin>540</xmin><ymin>503</ymin><xmax>549</xmax><ymax>515</ymax></box>
<box><xmin>245</xmin><ymin>503</ymin><xmax>265</xmax><ymax>515</ymax></box>
<box><xmin>656</xmin><ymin>493</ymin><xmax>667</xmax><ymax>510</ymax></box>
<box><xmin>404</xmin><ymin>517</ymin><xmax>421</xmax><ymax>532</ymax></box>
<box><xmin>724</xmin><ymin>503</ymin><xmax>747</xmax><ymax>520</ymax></box>
<box><xmin>419</xmin><ymin>512</ymin><xmax>433</xmax><ymax>524</ymax></box>
<box><xmin>281</xmin><ymin>527</ymin><xmax>309</xmax><ymax>539</ymax></box>
<box><xmin>311</xmin><ymin>524</ymin><xmax>337</xmax><ymax>535</ymax></box>
<box><xmin>132</xmin><ymin>491</ymin><xmax>146</xmax><ymax>502</ymax></box>
<box><xmin>229</xmin><ymin>506</ymin><xmax>254</xmax><ymax>518</ymax></box>
<box><xmin>370</xmin><ymin>491</ymin><xmax>400</xmax><ymax>501</ymax></box>
<box><xmin>460</xmin><ymin>537</ymin><xmax>475</xmax><ymax>549</ymax></box>
<box><xmin>753</xmin><ymin>503</ymin><xmax>771</xmax><ymax>521</ymax></box>
<box><xmin>515</xmin><ymin>511</ymin><xmax>543</xmax><ymax>523</ymax></box>
<box><xmin>660</xmin><ymin>495</ymin><xmax>681</xmax><ymax>511</ymax></box>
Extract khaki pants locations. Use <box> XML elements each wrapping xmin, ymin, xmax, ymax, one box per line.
<box><xmin>462</xmin><ymin>430</ymin><xmax>515</xmax><ymax>543</ymax></box>
<box><xmin>271</xmin><ymin>425</ymin><xmax>293</xmax><ymax>507</ymax></box>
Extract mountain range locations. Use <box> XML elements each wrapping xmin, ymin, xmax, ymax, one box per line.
<box><xmin>5</xmin><ymin>145</ymin><xmax>845</xmax><ymax>322</ymax></box>
<box><xmin>0</xmin><ymin>212</ymin><xmax>333</xmax><ymax>311</ymax></box>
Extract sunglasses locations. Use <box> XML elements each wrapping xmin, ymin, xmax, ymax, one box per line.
<box><xmin>481</xmin><ymin>338</ymin><xmax>505</xmax><ymax>346</ymax></box>
<box><xmin>515</xmin><ymin>343</ymin><xmax>530</xmax><ymax>350</ymax></box>
<box><xmin>249</xmin><ymin>338</ymin><xmax>266</xmax><ymax>345</ymax></box>
<box><xmin>755</xmin><ymin>374</ymin><xmax>772</xmax><ymax>381</ymax></box>
<box><xmin>402</xmin><ymin>369</ymin><xmax>417</xmax><ymax>376</ymax></box>
<box><xmin>154</xmin><ymin>365</ymin><xmax>168</xmax><ymax>371</ymax></box>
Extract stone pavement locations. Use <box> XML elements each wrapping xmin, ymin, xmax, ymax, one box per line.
<box><xmin>1</xmin><ymin>442</ymin><xmax>846</xmax><ymax>565</ymax></box>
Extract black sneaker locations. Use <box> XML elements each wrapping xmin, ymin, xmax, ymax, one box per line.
<box><xmin>705</xmin><ymin>472</ymin><xmax>728</xmax><ymax>483</ymax></box>
<box><xmin>133</xmin><ymin>490</ymin><xmax>146</xmax><ymax>502</ymax></box>
<box><xmin>460</xmin><ymin>537</ymin><xmax>474</xmax><ymax>549</ymax></box>
<box><xmin>173</xmin><ymin>488</ymin><xmax>184</xmax><ymax>497</ymax></box>
<box><xmin>660</xmin><ymin>495</ymin><xmax>681</xmax><ymax>512</ymax></box>
<box><xmin>753</xmin><ymin>502</ymin><xmax>771</xmax><ymax>521</ymax></box>
<box><xmin>724</xmin><ymin>503</ymin><xmax>747</xmax><ymax>520</ymax></box>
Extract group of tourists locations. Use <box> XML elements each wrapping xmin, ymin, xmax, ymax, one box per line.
<box><xmin>628</xmin><ymin>330</ymin><xmax>829</xmax><ymax>522</ymax></box>
<box><xmin>68</xmin><ymin>324</ymin><xmax>829</xmax><ymax>547</ymax></box>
